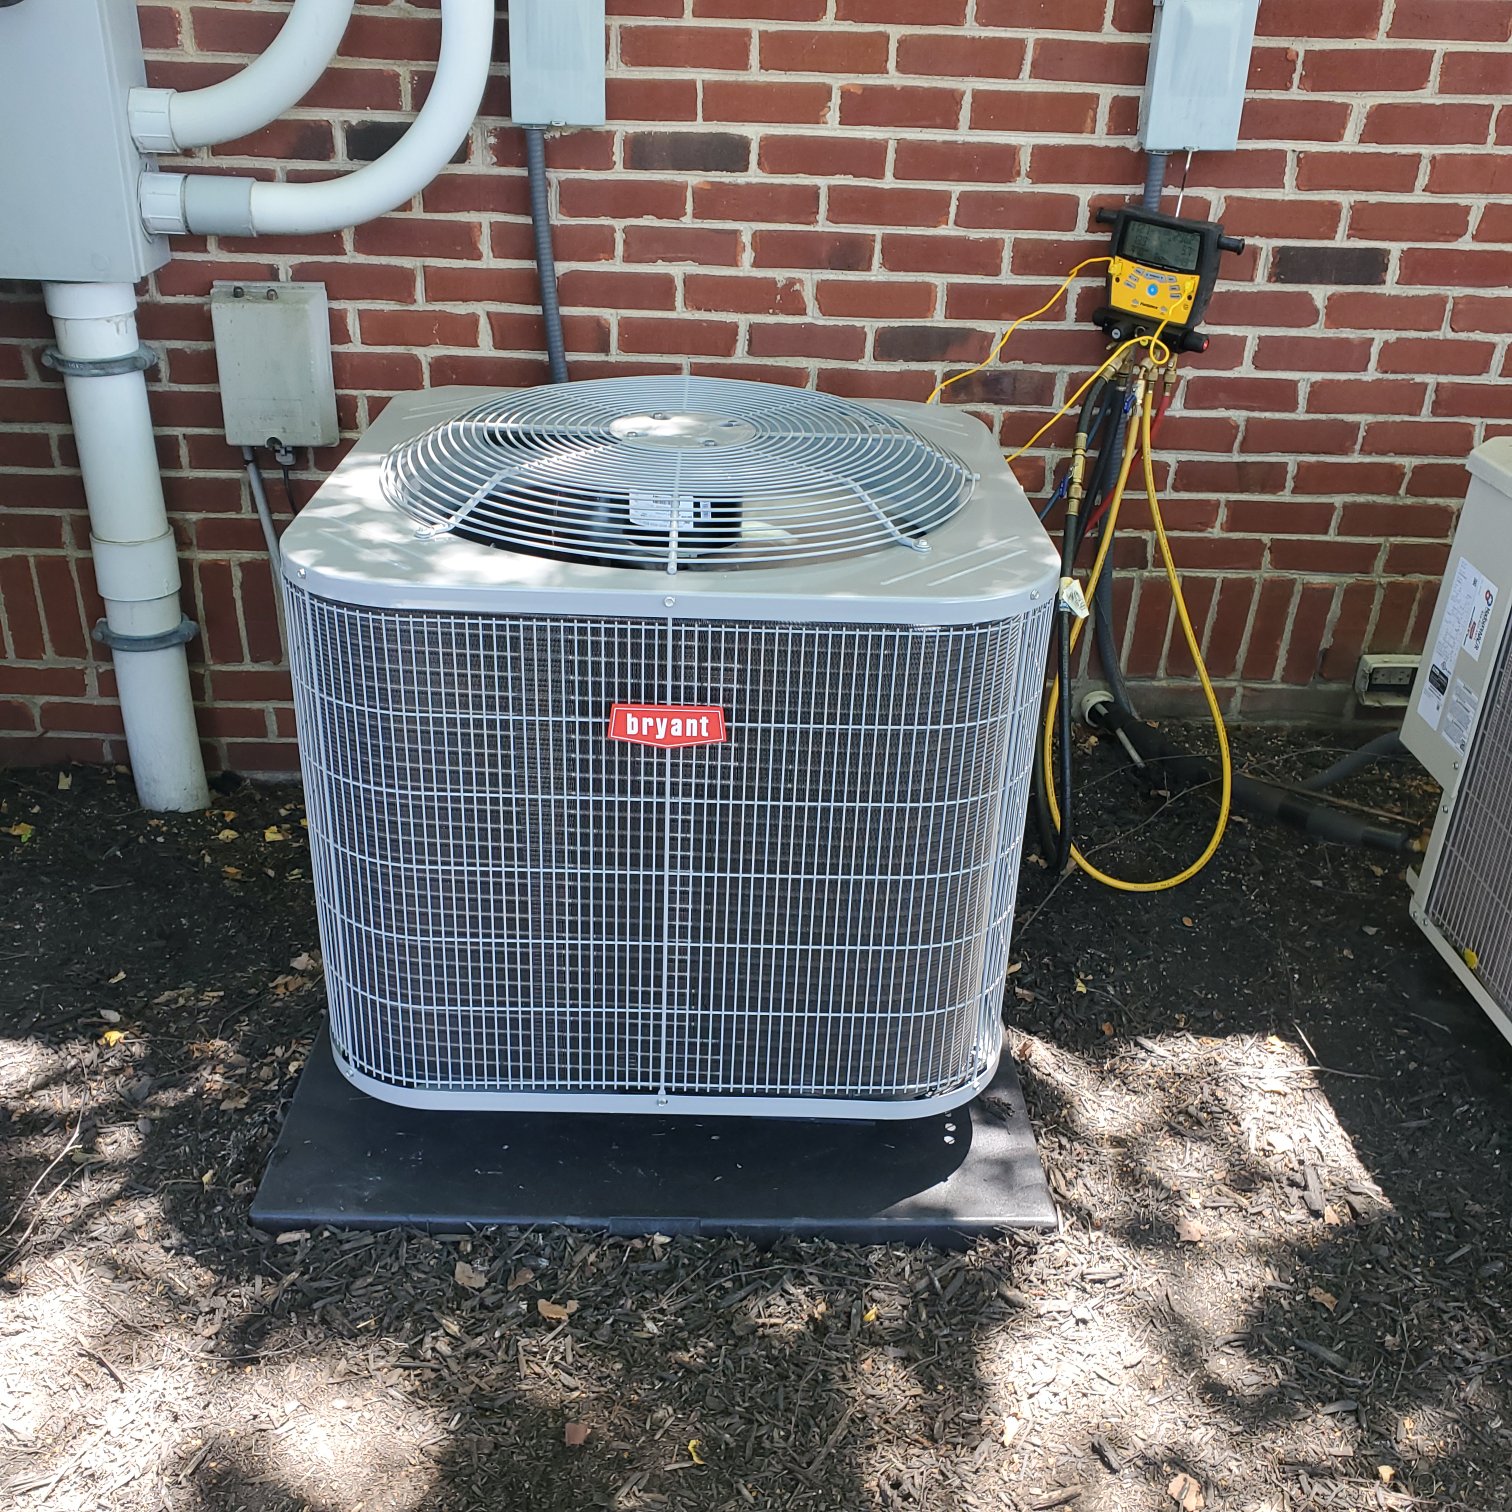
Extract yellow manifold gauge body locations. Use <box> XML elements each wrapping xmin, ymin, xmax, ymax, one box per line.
<box><xmin>1092</xmin><ymin>206</ymin><xmax>1244</xmax><ymax>353</ymax></box>
<box><xmin>1107</xmin><ymin>256</ymin><xmax>1200</xmax><ymax>326</ymax></box>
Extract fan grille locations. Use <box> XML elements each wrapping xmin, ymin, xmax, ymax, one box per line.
<box><xmin>380</xmin><ymin>375</ymin><xmax>976</xmax><ymax>572</ymax></box>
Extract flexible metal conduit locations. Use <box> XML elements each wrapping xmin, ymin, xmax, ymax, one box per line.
<box><xmin>43</xmin><ymin>283</ymin><xmax>209</xmax><ymax>813</ymax></box>
<box><xmin>129</xmin><ymin>0</ymin><xmax>355</xmax><ymax>152</ymax></box>
<box><xmin>1141</xmin><ymin>151</ymin><xmax>1167</xmax><ymax>211</ymax></box>
<box><xmin>525</xmin><ymin>127</ymin><xmax>569</xmax><ymax>384</ymax></box>
<box><xmin>144</xmin><ymin>0</ymin><xmax>492</xmax><ymax>238</ymax></box>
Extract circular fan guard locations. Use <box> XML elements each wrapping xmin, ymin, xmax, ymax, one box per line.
<box><xmin>380</xmin><ymin>375</ymin><xmax>976</xmax><ymax>572</ymax></box>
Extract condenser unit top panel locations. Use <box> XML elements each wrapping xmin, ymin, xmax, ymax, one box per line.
<box><xmin>281</xmin><ymin>378</ymin><xmax>1059</xmax><ymax>626</ymax></box>
<box><xmin>381</xmin><ymin>376</ymin><xmax>974</xmax><ymax>571</ymax></box>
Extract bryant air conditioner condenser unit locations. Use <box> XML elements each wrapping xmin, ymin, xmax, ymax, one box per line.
<box><xmin>1403</xmin><ymin>437</ymin><xmax>1512</xmax><ymax>1044</ymax></box>
<box><xmin>280</xmin><ymin>376</ymin><xmax>1059</xmax><ymax>1119</ymax></box>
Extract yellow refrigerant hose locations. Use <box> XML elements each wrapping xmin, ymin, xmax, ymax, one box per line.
<box><xmin>1040</xmin><ymin>374</ymin><xmax>1233</xmax><ymax>892</ymax></box>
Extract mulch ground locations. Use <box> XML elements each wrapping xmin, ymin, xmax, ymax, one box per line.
<box><xmin>2</xmin><ymin>728</ymin><xmax>1510</xmax><ymax>1512</ymax></box>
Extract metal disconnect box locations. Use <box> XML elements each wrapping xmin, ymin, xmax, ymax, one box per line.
<box><xmin>0</xmin><ymin>0</ymin><xmax>167</xmax><ymax>283</ymax></box>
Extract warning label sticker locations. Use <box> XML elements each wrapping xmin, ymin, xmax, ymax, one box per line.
<box><xmin>1418</xmin><ymin>556</ymin><xmax>1499</xmax><ymax>733</ymax></box>
<box><xmin>1443</xmin><ymin>677</ymin><xmax>1482</xmax><ymax>758</ymax></box>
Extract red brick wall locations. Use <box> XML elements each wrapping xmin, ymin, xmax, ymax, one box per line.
<box><xmin>3</xmin><ymin>0</ymin><xmax>1510</xmax><ymax>771</ymax></box>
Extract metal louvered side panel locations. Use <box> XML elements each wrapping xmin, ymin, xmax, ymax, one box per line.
<box><xmin>286</xmin><ymin>586</ymin><xmax>1046</xmax><ymax>1113</ymax></box>
<box><xmin>1425</xmin><ymin>633</ymin><xmax>1512</xmax><ymax>1012</ymax></box>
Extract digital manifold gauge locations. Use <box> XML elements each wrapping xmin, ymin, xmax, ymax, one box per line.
<box><xmin>1091</xmin><ymin>206</ymin><xmax>1245</xmax><ymax>353</ymax></box>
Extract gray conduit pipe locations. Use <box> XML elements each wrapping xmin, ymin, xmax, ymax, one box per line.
<box><xmin>241</xmin><ymin>448</ymin><xmax>289</xmax><ymax>658</ymax></box>
<box><xmin>524</xmin><ymin>126</ymin><xmax>569</xmax><ymax>385</ymax></box>
<box><xmin>1141</xmin><ymin>151</ymin><xmax>1167</xmax><ymax>212</ymax></box>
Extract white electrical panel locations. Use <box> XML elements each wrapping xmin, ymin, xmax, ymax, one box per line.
<box><xmin>508</xmin><ymin>0</ymin><xmax>606</xmax><ymax>128</ymax></box>
<box><xmin>1138</xmin><ymin>0</ymin><xmax>1259</xmax><ymax>154</ymax></box>
<box><xmin>210</xmin><ymin>282</ymin><xmax>339</xmax><ymax>450</ymax></box>
<box><xmin>0</xmin><ymin>0</ymin><xmax>167</xmax><ymax>283</ymax></box>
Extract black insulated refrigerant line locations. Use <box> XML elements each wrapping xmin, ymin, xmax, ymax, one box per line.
<box><xmin>1082</xmin><ymin>694</ymin><xmax>1423</xmax><ymax>857</ymax></box>
<box><xmin>524</xmin><ymin>126</ymin><xmax>569</xmax><ymax>385</ymax></box>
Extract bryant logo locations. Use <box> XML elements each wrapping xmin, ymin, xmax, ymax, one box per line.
<box><xmin>608</xmin><ymin>704</ymin><xmax>728</xmax><ymax>750</ymax></box>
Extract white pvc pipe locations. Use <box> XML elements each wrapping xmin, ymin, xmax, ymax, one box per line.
<box><xmin>178</xmin><ymin>0</ymin><xmax>492</xmax><ymax>237</ymax></box>
<box><xmin>130</xmin><ymin>0</ymin><xmax>356</xmax><ymax>152</ymax></box>
<box><xmin>43</xmin><ymin>283</ymin><xmax>209</xmax><ymax>814</ymax></box>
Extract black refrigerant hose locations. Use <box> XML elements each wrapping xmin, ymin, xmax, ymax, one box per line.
<box><xmin>524</xmin><ymin>126</ymin><xmax>569</xmax><ymax>385</ymax></box>
<box><xmin>1084</xmin><ymin>695</ymin><xmax>1422</xmax><ymax>856</ymax></box>
<box><xmin>1045</xmin><ymin>376</ymin><xmax>1110</xmax><ymax>872</ymax></box>
<box><xmin>1031</xmin><ymin>381</ymin><xmax>1123</xmax><ymax>863</ymax></box>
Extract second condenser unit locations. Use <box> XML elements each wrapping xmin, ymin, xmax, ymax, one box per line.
<box><xmin>280</xmin><ymin>376</ymin><xmax>1059</xmax><ymax>1118</ymax></box>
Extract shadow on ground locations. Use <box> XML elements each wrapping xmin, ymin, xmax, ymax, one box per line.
<box><xmin>1</xmin><ymin>731</ymin><xmax>1510</xmax><ymax>1510</ymax></box>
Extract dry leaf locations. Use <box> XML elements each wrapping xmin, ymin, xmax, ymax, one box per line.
<box><xmin>264</xmin><ymin>825</ymin><xmax>289</xmax><ymax>842</ymax></box>
<box><xmin>563</xmin><ymin>1421</ymin><xmax>590</xmax><ymax>1448</ymax></box>
<box><xmin>216</xmin><ymin>829</ymin><xmax>238</xmax><ymax>842</ymax></box>
<box><xmin>862</xmin><ymin>1306</ymin><xmax>878</xmax><ymax>1323</ymax></box>
<box><xmin>1001</xmin><ymin>1414</ymin><xmax>1022</xmax><ymax>1447</ymax></box>
<box><xmin>1181</xmin><ymin>915</ymin><xmax>1195</xmax><ymax>928</ymax></box>
<box><xmin>537</xmin><ymin>1298</ymin><xmax>579</xmax><ymax>1322</ymax></box>
<box><xmin>219</xmin><ymin>1091</ymin><xmax>250</xmax><ymax>1111</ymax></box>
<box><xmin>290</xmin><ymin>951</ymin><xmax>319</xmax><ymax>972</ymax></box>
<box><xmin>1074</xmin><ymin>977</ymin><xmax>1087</xmax><ymax>994</ymax></box>
<box><xmin>1308</xmin><ymin>1286</ymin><xmax>1338</xmax><ymax>1312</ymax></box>
<box><xmin>1101</xmin><ymin>1021</ymin><xmax>1115</xmax><ymax>1036</ymax></box>
<box><xmin>7</xmin><ymin>822</ymin><xmax>35</xmax><ymax>843</ymax></box>
<box><xmin>222</xmin><ymin>866</ymin><xmax>243</xmax><ymax>879</ymax></box>
<box><xmin>57</xmin><ymin>773</ymin><xmax>72</xmax><ymax>791</ymax></box>
<box><xmin>454</xmin><ymin>1260</ymin><xmax>489</xmax><ymax>1290</ymax></box>
<box><xmin>1377</xmin><ymin>1465</ymin><xmax>1396</xmax><ymax>1485</ymax></box>
<box><xmin>107</xmin><ymin>970</ymin><xmax>126</xmax><ymax>984</ymax></box>
<box><xmin>688</xmin><ymin>1439</ymin><xmax>705</xmax><ymax>1465</ymax></box>
<box><xmin>100</xmin><ymin>1028</ymin><xmax>126</xmax><ymax>1048</ymax></box>
<box><xmin>1168</xmin><ymin>1471</ymin><xmax>1205</xmax><ymax>1511</ymax></box>
<box><xmin>275</xmin><ymin>1230</ymin><xmax>309</xmax><ymax>1245</ymax></box>
<box><xmin>507</xmin><ymin>1266</ymin><xmax>535</xmax><ymax>1291</ymax></box>
<box><xmin>1175</xmin><ymin>1216</ymin><xmax>1205</xmax><ymax>1244</ymax></box>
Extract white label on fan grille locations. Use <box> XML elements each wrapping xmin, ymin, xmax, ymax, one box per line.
<box><xmin>1419</xmin><ymin>555</ymin><xmax>1499</xmax><ymax>731</ymax></box>
<box><xmin>628</xmin><ymin>492</ymin><xmax>712</xmax><ymax>531</ymax></box>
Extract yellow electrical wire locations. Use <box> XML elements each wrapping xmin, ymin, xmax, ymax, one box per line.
<box><xmin>1041</xmin><ymin>370</ymin><xmax>1233</xmax><ymax>892</ymax></box>
<box><xmin>926</xmin><ymin>257</ymin><xmax>1112</xmax><ymax>406</ymax></box>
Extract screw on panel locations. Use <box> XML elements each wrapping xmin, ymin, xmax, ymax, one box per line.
<box><xmin>664</xmin><ymin>597</ymin><xmax>676</xmax><ymax>607</ymax></box>
<box><xmin>232</xmin><ymin>286</ymin><xmax>245</xmax><ymax>298</ymax></box>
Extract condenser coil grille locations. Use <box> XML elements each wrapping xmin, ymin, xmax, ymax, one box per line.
<box><xmin>379</xmin><ymin>375</ymin><xmax>975</xmax><ymax>572</ymax></box>
<box><xmin>288</xmin><ymin>587</ymin><xmax>1048</xmax><ymax>1110</ymax></box>
<box><xmin>1425</xmin><ymin>644</ymin><xmax>1512</xmax><ymax>1009</ymax></box>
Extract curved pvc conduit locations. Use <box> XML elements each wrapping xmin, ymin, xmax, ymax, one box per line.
<box><xmin>143</xmin><ymin>0</ymin><xmax>492</xmax><ymax>238</ymax></box>
<box><xmin>42</xmin><ymin>283</ymin><xmax>209</xmax><ymax>813</ymax></box>
<box><xmin>130</xmin><ymin>0</ymin><xmax>356</xmax><ymax>152</ymax></box>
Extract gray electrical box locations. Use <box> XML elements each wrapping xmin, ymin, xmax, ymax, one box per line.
<box><xmin>1138</xmin><ymin>0</ymin><xmax>1259</xmax><ymax>154</ymax></box>
<box><xmin>0</xmin><ymin>0</ymin><xmax>167</xmax><ymax>283</ymax></box>
<box><xmin>210</xmin><ymin>283</ymin><xmax>339</xmax><ymax>449</ymax></box>
<box><xmin>508</xmin><ymin>0</ymin><xmax>606</xmax><ymax>128</ymax></box>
